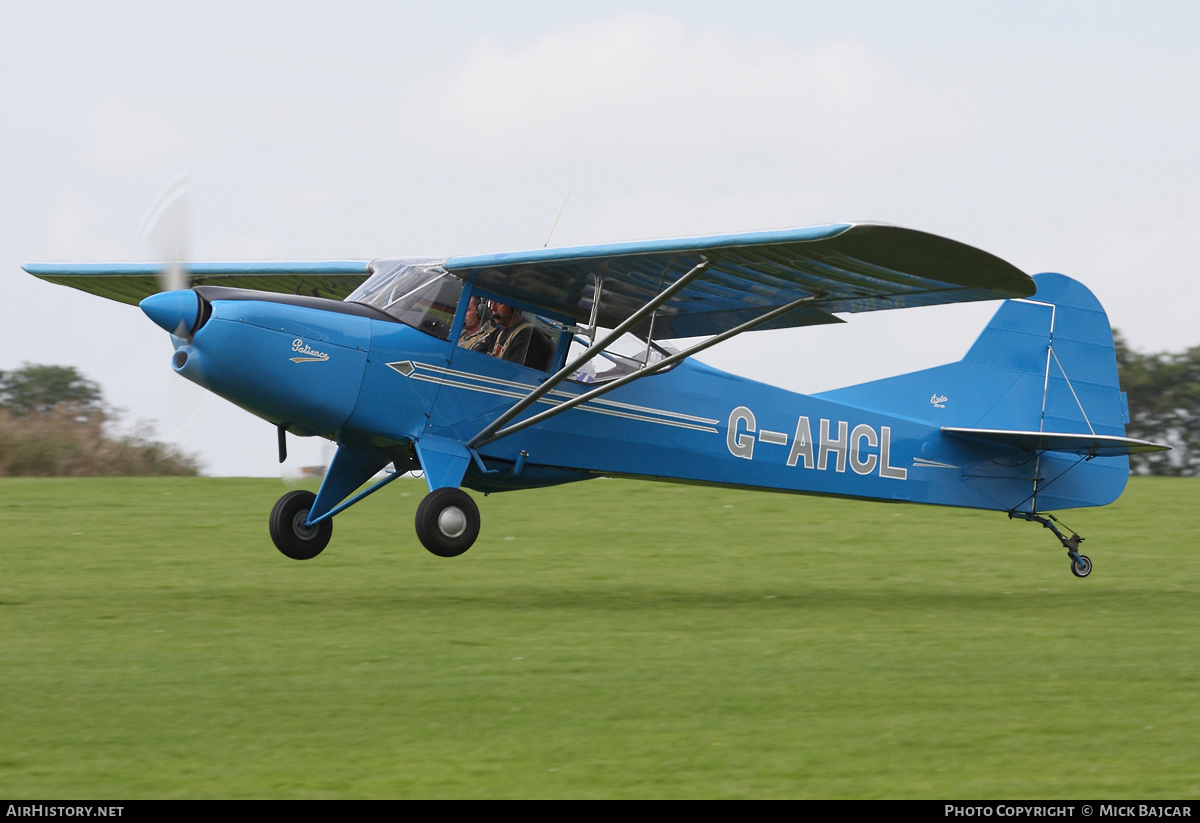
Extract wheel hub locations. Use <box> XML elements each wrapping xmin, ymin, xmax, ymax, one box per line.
<box><xmin>292</xmin><ymin>510</ymin><xmax>318</xmax><ymax>540</ymax></box>
<box><xmin>438</xmin><ymin>506</ymin><xmax>467</xmax><ymax>539</ymax></box>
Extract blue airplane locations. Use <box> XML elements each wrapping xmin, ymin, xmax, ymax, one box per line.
<box><xmin>25</xmin><ymin>222</ymin><xmax>1167</xmax><ymax>577</ymax></box>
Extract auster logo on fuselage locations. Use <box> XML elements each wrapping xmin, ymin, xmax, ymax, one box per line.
<box><xmin>290</xmin><ymin>338</ymin><xmax>330</xmax><ymax>363</ymax></box>
<box><xmin>726</xmin><ymin>406</ymin><xmax>907</xmax><ymax>480</ymax></box>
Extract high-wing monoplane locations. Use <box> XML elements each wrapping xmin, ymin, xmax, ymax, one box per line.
<box><xmin>26</xmin><ymin>222</ymin><xmax>1167</xmax><ymax>577</ymax></box>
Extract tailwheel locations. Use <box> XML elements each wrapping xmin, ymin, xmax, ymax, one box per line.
<box><xmin>269</xmin><ymin>489</ymin><xmax>332</xmax><ymax>560</ymax></box>
<box><xmin>415</xmin><ymin>487</ymin><xmax>480</xmax><ymax>557</ymax></box>
<box><xmin>1071</xmin><ymin>554</ymin><xmax>1092</xmax><ymax>578</ymax></box>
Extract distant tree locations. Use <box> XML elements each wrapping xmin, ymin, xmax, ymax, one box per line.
<box><xmin>0</xmin><ymin>364</ymin><xmax>199</xmax><ymax>476</ymax></box>
<box><xmin>0</xmin><ymin>364</ymin><xmax>103</xmax><ymax>418</ymax></box>
<box><xmin>1114</xmin><ymin>331</ymin><xmax>1200</xmax><ymax>476</ymax></box>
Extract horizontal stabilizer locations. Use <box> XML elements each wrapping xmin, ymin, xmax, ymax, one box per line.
<box><xmin>942</xmin><ymin>427</ymin><xmax>1169</xmax><ymax>457</ymax></box>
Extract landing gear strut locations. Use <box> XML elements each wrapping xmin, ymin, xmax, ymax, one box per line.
<box><xmin>1009</xmin><ymin>510</ymin><xmax>1091</xmax><ymax>578</ymax></box>
<box><xmin>269</xmin><ymin>490</ymin><xmax>333</xmax><ymax>560</ymax></box>
<box><xmin>415</xmin><ymin>487</ymin><xmax>480</xmax><ymax>557</ymax></box>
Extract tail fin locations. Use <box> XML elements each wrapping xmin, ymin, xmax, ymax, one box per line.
<box><xmin>818</xmin><ymin>273</ymin><xmax>1143</xmax><ymax>510</ymax></box>
<box><xmin>818</xmin><ymin>273</ymin><xmax>1127</xmax><ymax>435</ymax></box>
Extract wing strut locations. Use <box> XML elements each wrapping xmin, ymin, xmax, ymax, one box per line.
<box><xmin>470</xmin><ymin>294</ymin><xmax>820</xmax><ymax>449</ymax></box>
<box><xmin>467</xmin><ymin>259</ymin><xmax>711</xmax><ymax>448</ymax></box>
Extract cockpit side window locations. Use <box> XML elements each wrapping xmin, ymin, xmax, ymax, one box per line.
<box><xmin>567</xmin><ymin>331</ymin><xmax>678</xmax><ymax>384</ymax></box>
<box><xmin>347</xmin><ymin>261</ymin><xmax>463</xmax><ymax>341</ymax></box>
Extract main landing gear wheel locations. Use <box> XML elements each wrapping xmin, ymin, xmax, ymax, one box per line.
<box><xmin>1071</xmin><ymin>554</ymin><xmax>1093</xmax><ymax>578</ymax></box>
<box><xmin>269</xmin><ymin>490</ymin><xmax>332</xmax><ymax>560</ymax></box>
<box><xmin>415</xmin><ymin>488</ymin><xmax>480</xmax><ymax>557</ymax></box>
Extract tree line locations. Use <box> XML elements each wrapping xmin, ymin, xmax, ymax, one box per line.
<box><xmin>0</xmin><ymin>364</ymin><xmax>200</xmax><ymax>476</ymax></box>
<box><xmin>1115</xmin><ymin>332</ymin><xmax>1200</xmax><ymax>476</ymax></box>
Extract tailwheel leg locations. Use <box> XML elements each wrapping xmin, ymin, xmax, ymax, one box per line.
<box><xmin>1009</xmin><ymin>510</ymin><xmax>1091</xmax><ymax>578</ymax></box>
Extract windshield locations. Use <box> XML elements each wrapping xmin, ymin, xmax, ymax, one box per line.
<box><xmin>347</xmin><ymin>259</ymin><xmax>462</xmax><ymax>340</ymax></box>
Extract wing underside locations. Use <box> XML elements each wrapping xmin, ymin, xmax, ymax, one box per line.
<box><xmin>23</xmin><ymin>261</ymin><xmax>373</xmax><ymax>305</ymax></box>
<box><xmin>446</xmin><ymin>223</ymin><xmax>1037</xmax><ymax>338</ymax></box>
<box><xmin>26</xmin><ymin>223</ymin><xmax>1036</xmax><ymax>339</ymax></box>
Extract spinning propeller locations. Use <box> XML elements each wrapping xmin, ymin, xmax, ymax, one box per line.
<box><xmin>142</xmin><ymin>175</ymin><xmax>193</xmax><ymax>293</ymax></box>
<box><xmin>139</xmin><ymin>176</ymin><xmax>202</xmax><ymax>338</ymax></box>
<box><xmin>136</xmin><ymin>177</ymin><xmax>216</xmax><ymax>472</ymax></box>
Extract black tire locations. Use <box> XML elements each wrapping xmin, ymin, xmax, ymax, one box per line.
<box><xmin>1071</xmin><ymin>554</ymin><xmax>1092</xmax><ymax>578</ymax></box>
<box><xmin>269</xmin><ymin>490</ymin><xmax>332</xmax><ymax>560</ymax></box>
<box><xmin>415</xmin><ymin>487</ymin><xmax>480</xmax><ymax>557</ymax></box>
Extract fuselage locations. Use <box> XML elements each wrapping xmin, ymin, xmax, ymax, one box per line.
<box><xmin>154</xmin><ymin>285</ymin><xmax>1127</xmax><ymax>515</ymax></box>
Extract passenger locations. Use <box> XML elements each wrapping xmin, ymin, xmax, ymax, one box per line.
<box><xmin>457</xmin><ymin>296</ymin><xmax>494</xmax><ymax>351</ymax></box>
<box><xmin>484</xmin><ymin>302</ymin><xmax>553</xmax><ymax>369</ymax></box>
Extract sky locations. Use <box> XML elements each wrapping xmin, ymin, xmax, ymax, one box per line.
<box><xmin>3</xmin><ymin>1</ymin><xmax>1199</xmax><ymax>476</ymax></box>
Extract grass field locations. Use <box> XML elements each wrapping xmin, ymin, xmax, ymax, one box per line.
<box><xmin>1</xmin><ymin>475</ymin><xmax>1197</xmax><ymax>798</ymax></box>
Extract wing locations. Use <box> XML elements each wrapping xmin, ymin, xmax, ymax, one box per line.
<box><xmin>22</xmin><ymin>261</ymin><xmax>373</xmax><ymax>306</ymax></box>
<box><xmin>446</xmin><ymin>223</ymin><xmax>1037</xmax><ymax>338</ymax></box>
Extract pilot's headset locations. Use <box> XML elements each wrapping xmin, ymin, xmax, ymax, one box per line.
<box><xmin>477</xmin><ymin>297</ymin><xmax>494</xmax><ymax>327</ymax></box>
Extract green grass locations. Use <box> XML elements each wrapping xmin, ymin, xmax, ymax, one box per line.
<box><xmin>0</xmin><ymin>476</ymin><xmax>1197</xmax><ymax>798</ymax></box>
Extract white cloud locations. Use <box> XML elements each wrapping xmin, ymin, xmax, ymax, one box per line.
<box><xmin>403</xmin><ymin>11</ymin><xmax>959</xmax><ymax>190</ymax></box>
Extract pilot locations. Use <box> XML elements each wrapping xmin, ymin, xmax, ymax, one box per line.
<box><xmin>457</xmin><ymin>295</ymin><xmax>494</xmax><ymax>351</ymax></box>
<box><xmin>484</xmin><ymin>302</ymin><xmax>552</xmax><ymax>369</ymax></box>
